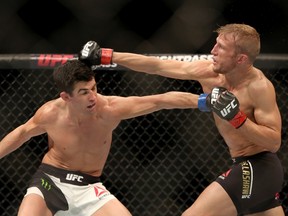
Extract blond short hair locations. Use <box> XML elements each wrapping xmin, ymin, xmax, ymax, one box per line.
<box><xmin>215</xmin><ymin>24</ymin><xmax>260</xmax><ymax>62</ymax></box>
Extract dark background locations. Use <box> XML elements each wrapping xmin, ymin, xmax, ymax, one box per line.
<box><xmin>0</xmin><ymin>0</ymin><xmax>288</xmax><ymax>54</ymax></box>
<box><xmin>0</xmin><ymin>0</ymin><xmax>287</xmax><ymax>215</ymax></box>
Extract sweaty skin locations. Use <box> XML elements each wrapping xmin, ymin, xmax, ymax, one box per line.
<box><xmin>0</xmin><ymin>60</ymin><xmax>202</xmax><ymax>216</ymax></box>
<box><xmin>0</xmin><ymin>80</ymin><xmax>198</xmax><ymax>177</ymax></box>
<box><xmin>91</xmin><ymin>23</ymin><xmax>284</xmax><ymax>216</ymax></box>
<box><xmin>111</xmin><ymin>33</ymin><xmax>281</xmax><ymax>158</ymax></box>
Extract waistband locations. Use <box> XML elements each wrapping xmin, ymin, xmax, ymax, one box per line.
<box><xmin>231</xmin><ymin>151</ymin><xmax>273</xmax><ymax>164</ymax></box>
<box><xmin>40</xmin><ymin>163</ymin><xmax>101</xmax><ymax>186</ymax></box>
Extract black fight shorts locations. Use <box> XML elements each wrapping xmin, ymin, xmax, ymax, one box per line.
<box><xmin>216</xmin><ymin>151</ymin><xmax>284</xmax><ymax>215</ymax></box>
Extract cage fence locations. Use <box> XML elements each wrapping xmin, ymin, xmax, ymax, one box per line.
<box><xmin>0</xmin><ymin>54</ymin><xmax>287</xmax><ymax>216</ymax></box>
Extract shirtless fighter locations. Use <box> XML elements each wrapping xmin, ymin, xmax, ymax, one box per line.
<box><xmin>79</xmin><ymin>23</ymin><xmax>285</xmax><ymax>215</ymax></box>
<box><xmin>0</xmin><ymin>58</ymin><xmax>219</xmax><ymax>215</ymax></box>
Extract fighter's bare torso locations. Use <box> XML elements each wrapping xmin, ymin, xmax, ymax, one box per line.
<box><xmin>197</xmin><ymin>63</ymin><xmax>281</xmax><ymax>157</ymax></box>
<box><xmin>111</xmin><ymin>51</ymin><xmax>281</xmax><ymax>157</ymax></box>
<box><xmin>39</xmin><ymin>96</ymin><xmax>120</xmax><ymax>177</ymax></box>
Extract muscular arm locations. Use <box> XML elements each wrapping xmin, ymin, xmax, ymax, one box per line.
<box><xmin>239</xmin><ymin>80</ymin><xmax>281</xmax><ymax>152</ymax></box>
<box><xmin>112</xmin><ymin>52</ymin><xmax>215</xmax><ymax>80</ymax></box>
<box><xmin>0</xmin><ymin>106</ymin><xmax>47</xmax><ymax>159</ymax></box>
<box><xmin>106</xmin><ymin>91</ymin><xmax>199</xmax><ymax>120</ymax></box>
<box><xmin>79</xmin><ymin>41</ymin><xmax>217</xmax><ymax>82</ymax></box>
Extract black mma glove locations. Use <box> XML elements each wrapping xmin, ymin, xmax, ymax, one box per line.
<box><xmin>212</xmin><ymin>91</ymin><xmax>247</xmax><ymax>128</ymax></box>
<box><xmin>198</xmin><ymin>87</ymin><xmax>227</xmax><ymax>112</ymax></box>
<box><xmin>78</xmin><ymin>41</ymin><xmax>113</xmax><ymax>67</ymax></box>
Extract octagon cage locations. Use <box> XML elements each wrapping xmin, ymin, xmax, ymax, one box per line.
<box><xmin>0</xmin><ymin>53</ymin><xmax>287</xmax><ymax>216</ymax></box>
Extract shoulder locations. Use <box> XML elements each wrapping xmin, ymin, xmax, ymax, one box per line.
<box><xmin>38</xmin><ymin>98</ymin><xmax>63</xmax><ymax>113</ymax></box>
<box><xmin>100</xmin><ymin>94</ymin><xmax>123</xmax><ymax>110</ymax></box>
<box><xmin>33</xmin><ymin>98</ymin><xmax>63</xmax><ymax>124</ymax></box>
<box><xmin>248</xmin><ymin>69</ymin><xmax>275</xmax><ymax>94</ymax></box>
<box><xmin>96</xmin><ymin>94</ymin><xmax>126</xmax><ymax>121</ymax></box>
<box><xmin>96</xmin><ymin>94</ymin><xmax>118</xmax><ymax>112</ymax></box>
<box><xmin>189</xmin><ymin>60</ymin><xmax>219</xmax><ymax>79</ymax></box>
<box><xmin>247</xmin><ymin>69</ymin><xmax>276</xmax><ymax>105</ymax></box>
<box><xmin>188</xmin><ymin>60</ymin><xmax>220</xmax><ymax>89</ymax></box>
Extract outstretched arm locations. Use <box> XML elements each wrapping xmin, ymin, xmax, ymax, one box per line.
<box><xmin>0</xmin><ymin>111</ymin><xmax>46</xmax><ymax>159</ymax></box>
<box><xmin>113</xmin><ymin>52</ymin><xmax>208</xmax><ymax>80</ymax></box>
<box><xmin>78</xmin><ymin>41</ymin><xmax>215</xmax><ymax>80</ymax></box>
<box><xmin>105</xmin><ymin>91</ymin><xmax>200</xmax><ymax>120</ymax></box>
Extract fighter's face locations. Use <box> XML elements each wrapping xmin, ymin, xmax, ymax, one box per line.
<box><xmin>71</xmin><ymin>79</ymin><xmax>98</xmax><ymax>113</ymax></box>
<box><xmin>210</xmin><ymin>33</ymin><xmax>239</xmax><ymax>74</ymax></box>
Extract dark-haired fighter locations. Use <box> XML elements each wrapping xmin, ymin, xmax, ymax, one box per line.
<box><xmin>0</xmin><ymin>59</ymin><xmax>214</xmax><ymax>216</ymax></box>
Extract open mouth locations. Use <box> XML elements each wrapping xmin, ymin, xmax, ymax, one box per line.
<box><xmin>87</xmin><ymin>103</ymin><xmax>95</xmax><ymax>109</ymax></box>
<box><xmin>212</xmin><ymin>57</ymin><xmax>217</xmax><ymax>65</ymax></box>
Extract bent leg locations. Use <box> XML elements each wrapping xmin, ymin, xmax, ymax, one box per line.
<box><xmin>92</xmin><ymin>198</ymin><xmax>132</xmax><ymax>216</ymax></box>
<box><xmin>18</xmin><ymin>194</ymin><xmax>52</xmax><ymax>216</ymax></box>
<box><xmin>182</xmin><ymin>181</ymin><xmax>237</xmax><ymax>216</ymax></box>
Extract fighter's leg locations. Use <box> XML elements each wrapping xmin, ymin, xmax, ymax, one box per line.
<box><xmin>182</xmin><ymin>181</ymin><xmax>237</xmax><ymax>216</ymax></box>
<box><xmin>18</xmin><ymin>193</ymin><xmax>52</xmax><ymax>216</ymax></box>
<box><xmin>245</xmin><ymin>206</ymin><xmax>285</xmax><ymax>216</ymax></box>
<box><xmin>92</xmin><ymin>198</ymin><xmax>132</xmax><ymax>216</ymax></box>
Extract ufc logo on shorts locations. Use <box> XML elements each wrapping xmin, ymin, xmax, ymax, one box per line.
<box><xmin>81</xmin><ymin>41</ymin><xmax>94</xmax><ymax>57</ymax></box>
<box><xmin>220</xmin><ymin>99</ymin><xmax>237</xmax><ymax>117</ymax></box>
<box><xmin>66</xmin><ymin>173</ymin><xmax>84</xmax><ymax>182</ymax></box>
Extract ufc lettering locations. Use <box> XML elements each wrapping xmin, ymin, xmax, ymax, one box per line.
<box><xmin>37</xmin><ymin>54</ymin><xmax>74</xmax><ymax>67</ymax></box>
<box><xmin>66</xmin><ymin>173</ymin><xmax>84</xmax><ymax>182</ymax></box>
<box><xmin>81</xmin><ymin>41</ymin><xmax>94</xmax><ymax>57</ymax></box>
<box><xmin>211</xmin><ymin>88</ymin><xmax>221</xmax><ymax>104</ymax></box>
<box><xmin>220</xmin><ymin>99</ymin><xmax>237</xmax><ymax>117</ymax></box>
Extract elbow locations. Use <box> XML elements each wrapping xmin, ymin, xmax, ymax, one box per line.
<box><xmin>271</xmin><ymin>142</ymin><xmax>281</xmax><ymax>153</ymax></box>
<box><xmin>270</xmin><ymin>135</ymin><xmax>282</xmax><ymax>153</ymax></box>
<box><xmin>264</xmin><ymin>128</ymin><xmax>281</xmax><ymax>153</ymax></box>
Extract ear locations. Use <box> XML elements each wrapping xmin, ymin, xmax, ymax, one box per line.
<box><xmin>60</xmin><ymin>91</ymin><xmax>71</xmax><ymax>101</ymax></box>
<box><xmin>237</xmin><ymin>54</ymin><xmax>248</xmax><ymax>64</ymax></box>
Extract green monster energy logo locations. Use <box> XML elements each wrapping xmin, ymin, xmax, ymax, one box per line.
<box><xmin>41</xmin><ymin>178</ymin><xmax>52</xmax><ymax>191</ymax></box>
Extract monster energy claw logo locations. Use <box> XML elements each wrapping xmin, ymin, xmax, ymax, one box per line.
<box><xmin>41</xmin><ymin>178</ymin><xmax>52</xmax><ymax>191</ymax></box>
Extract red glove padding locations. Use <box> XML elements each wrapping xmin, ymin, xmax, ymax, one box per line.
<box><xmin>100</xmin><ymin>48</ymin><xmax>113</xmax><ymax>65</ymax></box>
<box><xmin>229</xmin><ymin>110</ymin><xmax>247</xmax><ymax>129</ymax></box>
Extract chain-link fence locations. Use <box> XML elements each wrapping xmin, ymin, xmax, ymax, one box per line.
<box><xmin>0</xmin><ymin>54</ymin><xmax>287</xmax><ymax>216</ymax></box>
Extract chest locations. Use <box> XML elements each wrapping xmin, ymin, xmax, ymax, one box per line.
<box><xmin>47</xmin><ymin>116</ymin><xmax>117</xmax><ymax>147</ymax></box>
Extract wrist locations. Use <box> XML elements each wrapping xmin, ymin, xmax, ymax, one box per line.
<box><xmin>198</xmin><ymin>93</ymin><xmax>211</xmax><ymax>112</ymax></box>
<box><xmin>101</xmin><ymin>48</ymin><xmax>113</xmax><ymax>64</ymax></box>
<box><xmin>229</xmin><ymin>111</ymin><xmax>247</xmax><ymax>129</ymax></box>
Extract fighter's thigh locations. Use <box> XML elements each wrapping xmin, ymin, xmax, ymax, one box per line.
<box><xmin>18</xmin><ymin>194</ymin><xmax>52</xmax><ymax>216</ymax></box>
<box><xmin>182</xmin><ymin>181</ymin><xmax>237</xmax><ymax>216</ymax></box>
<box><xmin>245</xmin><ymin>206</ymin><xmax>285</xmax><ymax>216</ymax></box>
<box><xmin>91</xmin><ymin>198</ymin><xmax>132</xmax><ymax>216</ymax></box>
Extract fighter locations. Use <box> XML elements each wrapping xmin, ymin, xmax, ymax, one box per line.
<box><xmin>78</xmin><ymin>23</ymin><xmax>285</xmax><ymax>215</ymax></box>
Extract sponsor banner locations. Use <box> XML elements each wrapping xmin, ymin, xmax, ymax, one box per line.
<box><xmin>0</xmin><ymin>53</ymin><xmax>287</xmax><ymax>69</ymax></box>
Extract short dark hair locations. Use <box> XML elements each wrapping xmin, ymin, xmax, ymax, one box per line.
<box><xmin>53</xmin><ymin>60</ymin><xmax>95</xmax><ymax>95</ymax></box>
